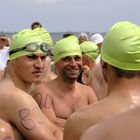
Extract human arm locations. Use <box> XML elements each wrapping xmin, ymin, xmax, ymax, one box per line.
<box><xmin>5</xmin><ymin>89</ymin><xmax>63</xmax><ymax>140</ymax></box>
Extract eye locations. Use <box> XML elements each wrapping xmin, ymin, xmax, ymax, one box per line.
<box><xmin>62</xmin><ymin>56</ymin><xmax>71</xmax><ymax>62</ymax></box>
<box><xmin>40</xmin><ymin>55</ymin><xmax>47</xmax><ymax>60</ymax></box>
<box><xmin>27</xmin><ymin>54</ymin><xmax>38</xmax><ymax>59</ymax></box>
<box><xmin>74</xmin><ymin>56</ymin><xmax>81</xmax><ymax>61</ymax></box>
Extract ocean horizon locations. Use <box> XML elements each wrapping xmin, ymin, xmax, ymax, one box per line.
<box><xmin>0</xmin><ymin>31</ymin><xmax>105</xmax><ymax>45</ymax></box>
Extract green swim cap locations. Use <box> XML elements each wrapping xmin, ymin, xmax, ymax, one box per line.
<box><xmin>80</xmin><ymin>41</ymin><xmax>99</xmax><ymax>61</ymax></box>
<box><xmin>53</xmin><ymin>38</ymin><xmax>82</xmax><ymax>63</ymax></box>
<box><xmin>66</xmin><ymin>35</ymin><xmax>79</xmax><ymax>44</ymax></box>
<box><xmin>10</xmin><ymin>29</ymin><xmax>45</xmax><ymax>60</ymax></box>
<box><xmin>34</xmin><ymin>27</ymin><xmax>53</xmax><ymax>48</ymax></box>
<box><xmin>101</xmin><ymin>21</ymin><xmax>140</xmax><ymax>70</ymax></box>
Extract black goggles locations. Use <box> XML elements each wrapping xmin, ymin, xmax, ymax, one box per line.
<box><xmin>9</xmin><ymin>42</ymin><xmax>53</xmax><ymax>56</ymax></box>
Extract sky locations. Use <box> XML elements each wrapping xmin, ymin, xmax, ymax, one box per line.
<box><xmin>0</xmin><ymin>0</ymin><xmax>140</xmax><ymax>33</ymax></box>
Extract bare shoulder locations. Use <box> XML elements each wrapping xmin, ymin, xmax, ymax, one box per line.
<box><xmin>0</xmin><ymin>80</ymin><xmax>31</xmax><ymax>102</ymax></box>
<box><xmin>0</xmin><ymin>80</ymin><xmax>41</xmax><ymax>121</ymax></box>
<box><xmin>32</xmin><ymin>80</ymin><xmax>55</xmax><ymax>96</ymax></box>
<box><xmin>77</xmin><ymin>82</ymin><xmax>95</xmax><ymax>93</ymax></box>
<box><xmin>76</xmin><ymin>82</ymin><xmax>97</xmax><ymax>102</ymax></box>
<box><xmin>35</xmin><ymin>79</ymin><xmax>55</xmax><ymax>91</ymax></box>
<box><xmin>1</xmin><ymin>87</ymin><xmax>36</xmax><ymax>109</ymax></box>
<box><xmin>81</xmin><ymin>108</ymin><xmax>140</xmax><ymax>140</ymax></box>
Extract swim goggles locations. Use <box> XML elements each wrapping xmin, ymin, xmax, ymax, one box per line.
<box><xmin>9</xmin><ymin>42</ymin><xmax>53</xmax><ymax>56</ymax></box>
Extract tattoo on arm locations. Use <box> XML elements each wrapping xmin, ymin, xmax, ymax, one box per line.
<box><xmin>19</xmin><ymin>108</ymin><xmax>35</xmax><ymax>130</ymax></box>
<box><xmin>33</xmin><ymin>93</ymin><xmax>52</xmax><ymax>109</ymax></box>
<box><xmin>19</xmin><ymin>107</ymin><xmax>48</xmax><ymax>130</ymax></box>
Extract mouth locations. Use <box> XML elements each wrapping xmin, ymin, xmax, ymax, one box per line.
<box><xmin>67</xmin><ymin>69</ymin><xmax>80</xmax><ymax>75</ymax></box>
<box><xmin>32</xmin><ymin>71</ymin><xmax>43</xmax><ymax>77</ymax></box>
<box><xmin>67</xmin><ymin>68</ymin><xmax>79</xmax><ymax>71</ymax></box>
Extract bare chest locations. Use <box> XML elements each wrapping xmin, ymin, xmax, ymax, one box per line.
<box><xmin>53</xmin><ymin>96</ymin><xmax>88</xmax><ymax>119</ymax></box>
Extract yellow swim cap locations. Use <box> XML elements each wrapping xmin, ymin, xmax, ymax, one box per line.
<box><xmin>34</xmin><ymin>27</ymin><xmax>53</xmax><ymax>48</ymax></box>
<box><xmin>9</xmin><ymin>29</ymin><xmax>45</xmax><ymax>60</ymax></box>
<box><xmin>80</xmin><ymin>41</ymin><xmax>99</xmax><ymax>61</ymax></box>
<box><xmin>101</xmin><ymin>21</ymin><xmax>140</xmax><ymax>70</ymax></box>
<box><xmin>66</xmin><ymin>35</ymin><xmax>79</xmax><ymax>44</ymax></box>
<box><xmin>53</xmin><ymin>38</ymin><xmax>82</xmax><ymax>63</ymax></box>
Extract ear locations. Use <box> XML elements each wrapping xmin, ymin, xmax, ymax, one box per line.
<box><xmin>101</xmin><ymin>59</ymin><xmax>109</xmax><ymax>69</ymax></box>
<box><xmin>82</xmin><ymin>54</ymin><xmax>89</xmax><ymax>64</ymax></box>
<box><xmin>81</xmin><ymin>69</ymin><xmax>90</xmax><ymax>85</ymax></box>
<box><xmin>101</xmin><ymin>60</ymin><xmax>108</xmax><ymax>82</ymax></box>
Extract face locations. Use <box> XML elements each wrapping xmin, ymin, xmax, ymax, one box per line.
<box><xmin>0</xmin><ymin>38</ymin><xmax>6</xmax><ymax>48</ymax></box>
<box><xmin>79</xmin><ymin>36</ymin><xmax>88</xmax><ymax>44</ymax></box>
<box><xmin>55</xmin><ymin>55</ymin><xmax>83</xmax><ymax>82</ymax></box>
<box><xmin>13</xmin><ymin>53</ymin><xmax>47</xmax><ymax>84</ymax></box>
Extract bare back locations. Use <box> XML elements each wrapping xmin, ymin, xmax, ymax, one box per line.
<box><xmin>64</xmin><ymin>92</ymin><xmax>140</xmax><ymax>140</ymax></box>
<box><xmin>81</xmin><ymin>106</ymin><xmax>140</xmax><ymax>140</ymax></box>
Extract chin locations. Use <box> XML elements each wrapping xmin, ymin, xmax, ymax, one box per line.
<box><xmin>69</xmin><ymin>76</ymin><xmax>78</xmax><ymax>81</ymax></box>
<box><xmin>32</xmin><ymin>77</ymin><xmax>42</xmax><ymax>83</ymax></box>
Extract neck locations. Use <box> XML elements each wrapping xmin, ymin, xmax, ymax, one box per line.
<box><xmin>55</xmin><ymin>76</ymin><xmax>76</xmax><ymax>92</ymax></box>
<box><xmin>108</xmin><ymin>77</ymin><xmax>140</xmax><ymax>96</ymax></box>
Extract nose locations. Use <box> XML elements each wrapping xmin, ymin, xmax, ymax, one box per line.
<box><xmin>69</xmin><ymin>58</ymin><xmax>77</xmax><ymax>66</ymax></box>
<box><xmin>34</xmin><ymin>57</ymin><xmax>45</xmax><ymax>68</ymax></box>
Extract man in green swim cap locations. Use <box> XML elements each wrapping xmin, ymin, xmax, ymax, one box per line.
<box><xmin>0</xmin><ymin>29</ymin><xmax>63</xmax><ymax>140</ymax></box>
<box><xmin>32</xmin><ymin>38</ymin><xmax>97</xmax><ymax>131</ymax></box>
<box><xmin>64</xmin><ymin>21</ymin><xmax>140</xmax><ymax>140</ymax></box>
<box><xmin>77</xmin><ymin>41</ymin><xmax>99</xmax><ymax>84</ymax></box>
<box><xmin>78</xmin><ymin>40</ymin><xmax>108</xmax><ymax>100</ymax></box>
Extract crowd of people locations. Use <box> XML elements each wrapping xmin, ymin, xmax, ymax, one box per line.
<box><xmin>0</xmin><ymin>20</ymin><xmax>140</xmax><ymax>140</ymax></box>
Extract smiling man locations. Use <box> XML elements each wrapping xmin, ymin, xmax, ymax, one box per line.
<box><xmin>32</xmin><ymin>38</ymin><xmax>97</xmax><ymax>131</ymax></box>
